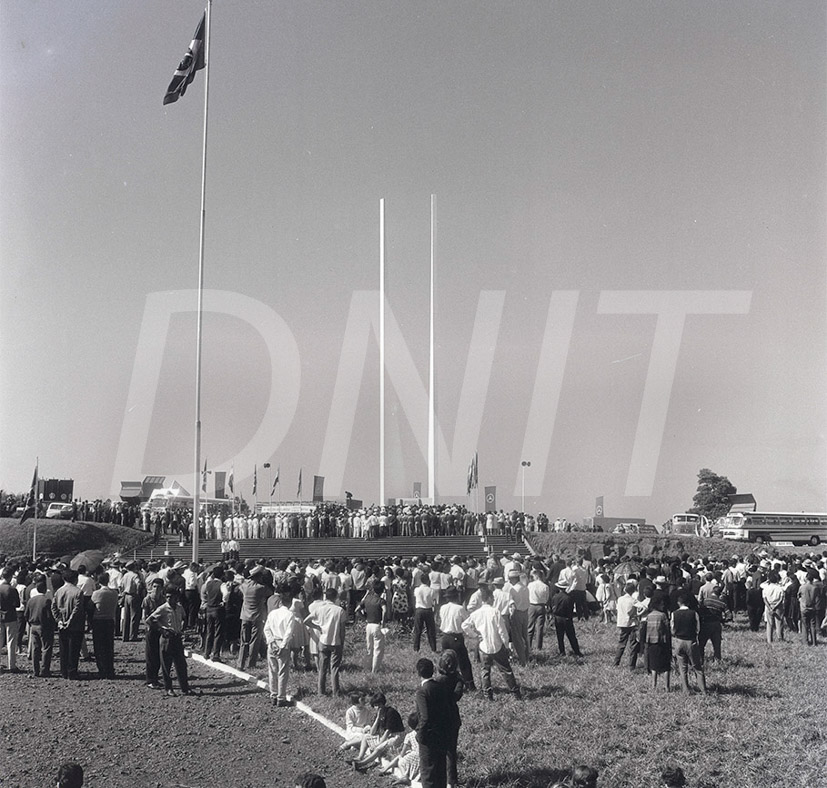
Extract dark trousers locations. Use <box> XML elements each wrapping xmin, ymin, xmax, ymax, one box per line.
<box><xmin>237</xmin><ymin>619</ymin><xmax>263</xmax><ymax>670</ymax></box>
<box><xmin>440</xmin><ymin>632</ymin><xmax>475</xmax><ymax>688</ymax></box>
<box><xmin>318</xmin><ymin>643</ymin><xmax>343</xmax><ymax>695</ymax></box>
<box><xmin>802</xmin><ymin>609</ymin><xmax>820</xmax><ymax>645</ymax></box>
<box><xmin>554</xmin><ymin>616</ymin><xmax>581</xmax><ymax>656</ymax></box>
<box><xmin>58</xmin><ymin>629</ymin><xmax>83</xmax><ymax>678</ymax></box>
<box><xmin>160</xmin><ymin>632</ymin><xmax>190</xmax><ymax>692</ymax></box>
<box><xmin>419</xmin><ymin>743</ymin><xmax>448</xmax><ymax>788</ymax></box>
<box><xmin>614</xmin><ymin>625</ymin><xmax>638</xmax><ymax>667</ymax></box>
<box><xmin>202</xmin><ymin>609</ymin><xmax>225</xmax><ymax>658</ymax></box>
<box><xmin>569</xmin><ymin>590</ymin><xmax>590</xmax><ymax>620</ymax></box>
<box><xmin>528</xmin><ymin>604</ymin><xmax>547</xmax><ymax>650</ymax></box>
<box><xmin>698</xmin><ymin>621</ymin><xmax>722</xmax><ymax>663</ymax></box>
<box><xmin>413</xmin><ymin>608</ymin><xmax>437</xmax><ymax>652</ymax></box>
<box><xmin>184</xmin><ymin>590</ymin><xmax>201</xmax><ymax>629</ymax></box>
<box><xmin>746</xmin><ymin>589</ymin><xmax>764</xmax><ymax>631</ymax></box>
<box><xmin>145</xmin><ymin>628</ymin><xmax>162</xmax><ymax>683</ymax></box>
<box><xmin>91</xmin><ymin>619</ymin><xmax>116</xmax><ymax>677</ymax></box>
<box><xmin>480</xmin><ymin>646</ymin><xmax>518</xmax><ymax>694</ymax></box>
<box><xmin>29</xmin><ymin>624</ymin><xmax>54</xmax><ymax>676</ymax></box>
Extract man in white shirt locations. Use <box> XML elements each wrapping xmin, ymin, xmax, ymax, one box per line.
<box><xmin>413</xmin><ymin>574</ymin><xmax>438</xmax><ymax>652</ymax></box>
<box><xmin>438</xmin><ymin>586</ymin><xmax>475</xmax><ymax>689</ymax></box>
<box><xmin>305</xmin><ymin>588</ymin><xmax>346</xmax><ymax>696</ymax></box>
<box><xmin>264</xmin><ymin>586</ymin><xmax>299</xmax><ymax>706</ymax></box>
<box><xmin>505</xmin><ymin>570</ymin><xmax>529</xmax><ymax>666</ymax></box>
<box><xmin>613</xmin><ymin>582</ymin><xmax>639</xmax><ymax>668</ymax></box>
<box><xmin>461</xmin><ymin>584</ymin><xmax>521</xmax><ymax>700</ymax></box>
<box><xmin>527</xmin><ymin>568</ymin><xmax>550</xmax><ymax>652</ymax></box>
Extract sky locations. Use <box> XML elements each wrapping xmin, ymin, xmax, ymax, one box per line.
<box><xmin>1</xmin><ymin>1</ymin><xmax>825</xmax><ymax>523</ymax></box>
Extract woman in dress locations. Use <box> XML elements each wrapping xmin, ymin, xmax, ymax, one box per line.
<box><xmin>644</xmin><ymin>595</ymin><xmax>671</xmax><ymax>691</ymax></box>
<box><xmin>391</xmin><ymin>567</ymin><xmax>411</xmax><ymax>632</ymax></box>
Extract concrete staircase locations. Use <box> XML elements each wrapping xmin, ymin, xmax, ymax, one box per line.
<box><xmin>132</xmin><ymin>534</ymin><xmax>505</xmax><ymax>564</ymax></box>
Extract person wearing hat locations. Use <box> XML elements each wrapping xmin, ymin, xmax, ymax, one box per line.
<box><xmin>119</xmin><ymin>561</ymin><xmax>144</xmax><ymax>642</ymax></box>
<box><xmin>147</xmin><ymin>585</ymin><xmax>194</xmax><ymax>696</ymax></box>
<box><xmin>237</xmin><ymin>564</ymin><xmax>273</xmax><ymax>671</ymax></box>
<box><xmin>142</xmin><ymin>577</ymin><xmax>166</xmax><ymax>688</ymax></box>
<box><xmin>549</xmin><ymin>579</ymin><xmax>583</xmax><ymax>657</ymax></box>
<box><xmin>505</xmin><ymin>570</ymin><xmax>529</xmax><ymax>666</ymax></box>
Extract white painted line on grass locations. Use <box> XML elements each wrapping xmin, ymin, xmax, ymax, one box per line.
<box><xmin>187</xmin><ymin>650</ymin><xmax>346</xmax><ymax>738</ymax></box>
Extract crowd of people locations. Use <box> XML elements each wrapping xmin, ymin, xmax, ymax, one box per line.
<box><xmin>1</xmin><ymin>543</ymin><xmax>825</xmax><ymax>787</ymax></box>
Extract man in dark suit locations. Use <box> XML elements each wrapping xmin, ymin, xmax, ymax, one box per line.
<box><xmin>415</xmin><ymin>657</ymin><xmax>453</xmax><ymax>788</ymax></box>
<box><xmin>52</xmin><ymin>569</ymin><xmax>87</xmax><ymax>679</ymax></box>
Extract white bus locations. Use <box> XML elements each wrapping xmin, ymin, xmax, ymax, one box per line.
<box><xmin>668</xmin><ymin>512</ymin><xmax>710</xmax><ymax>536</ymax></box>
<box><xmin>719</xmin><ymin>511</ymin><xmax>827</xmax><ymax>546</ymax></box>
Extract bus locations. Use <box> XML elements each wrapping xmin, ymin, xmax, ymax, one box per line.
<box><xmin>668</xmin><ymin>512</ymin><xmax>710</xmax><ymax>536</ymax></box>
<box><xmin>719</xmin><ymin>511</ymin><xmax>827</xmax><ymax>546</ymax></box>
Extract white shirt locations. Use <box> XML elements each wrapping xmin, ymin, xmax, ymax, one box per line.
<box><xmin>439</xmin><ymin>602</ymin><xmax>469</xmax><ymax>634</ymax></box>
<box><xmin>462</xmin><ymin>604</ymin><xmax>509</xmax><ymax>654</ymax></box>
<box><xmin>414</xmin><ymin>585</ymin><xmax>437</xmax><ymax>610</ymax></box>
<box><xmin>264</xmin><ymin>605</ymin><xmax>298</xmax><ymax>649</ymax></box>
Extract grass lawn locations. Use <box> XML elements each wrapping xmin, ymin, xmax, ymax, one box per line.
<box><xmin>244</xmin><ymin>614</ymin><xmax>825</xmax><ymax>788</ymax></box>
<box><xmin>0</xmin><ymin>517</ymin><xmax>150</xmax><ymax>560</ymax></box>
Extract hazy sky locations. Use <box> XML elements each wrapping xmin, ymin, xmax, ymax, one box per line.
<box><xmin>1</xmin><ymin>1</ymin><xmax>824</xmax><ymax>523</ymax></box>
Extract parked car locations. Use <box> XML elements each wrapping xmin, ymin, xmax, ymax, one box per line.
<box><xmin>45</xmin><ymin>502</ymin><xmax>73</xmax><ymax>520</ymax></box>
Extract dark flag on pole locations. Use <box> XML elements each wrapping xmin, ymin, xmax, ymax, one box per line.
<box><xmin>252</xmin><ymin>465</ymin><xmax>257</xmax><ymax>496</ymax></box>
<box><xmin>163</xmin><ymin>12</ymin><xmax>206</xmax><ymax>105</ymax></box>
<box><xmin>313</xmin><ymin>475</ymin><xmax>325</xmax><ymax>503</ymax></box>
<box><xmin>228</xmin><ymin>468</ymin><xmax>234</xmax><ymax>494</ymax></box>
<box><xmin>20</xmin><ymin>465</ymin><xmax>39</xmax><ymax>525</ymax></box>
<box><xmin>467</xmin><ymin>452</ymin><xmax>479</xmax><ymax>495</ymax></box>
<box><xmin>297</xmin><ymin>469</ymin><xmax>303</xmax><ymax>499</ymax></box>
<box><xmin>201</xmin><ymin>459</ymin><xmax>208</xmax><ymax>494</ymax></box>
<box><xmin>271</xmin><ymin>466</ymin><xmax>280</xmax><ymax>496</ymax></box>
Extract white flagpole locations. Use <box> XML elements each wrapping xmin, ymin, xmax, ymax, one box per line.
<box><xmin>379</xmin><ymin>198</ymin><xmax>386</xmax><ymax>506</ymax></box>
<box><xmin>192</xmin><ymin>0</ymin><xmax>212</xmax><ymax>565</ymax></box>
<box><xmin>428</xmin><ymin>194</ymin><xmax>436</xmax><ymax>505</ymax></box>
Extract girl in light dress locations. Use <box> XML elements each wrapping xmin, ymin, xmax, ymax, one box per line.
<box><xmin>338</xmin><ymin>693</ymin><xmax>373</xmax><ymax>753</ymax></box>
<box><xmin>378</xmin><ymin>711</ymin><xmax>420</xmax><ymax>785</ymax></box>
<box><xmin>595</xmin><ymin>573</ymin><xmax>617</xmax><ymax>624</ymax></box>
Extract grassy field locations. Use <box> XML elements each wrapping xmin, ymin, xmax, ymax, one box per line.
<box><xmin>243</xmin><ymin>615</ymin><xmax>826</xmax><ymax>788</ymax></box>
<box><xmin>0</xmin><ymin>517</ymin><xmax>150</xmax><ymax>561</ymax></box>
<box><xmin>526</xmin><ymin>531</ymin><xmax>822</xmax><ymax>563</ymax></box>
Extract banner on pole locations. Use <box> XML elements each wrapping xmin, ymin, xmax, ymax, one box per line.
<box><xmin>313</xmin><ymin>475</ymin><xmax>325</xmax><ymax>503</ymax></box>
<box><xmin>595</xmin><ymin>496</ymin><xmax>604</xmax><ymax>517</ymax></box>
<box><xmin>413</xmin><ymin>481</ymin><xmax>422</xmax><ymax>500</ymax></box>
<box><xmin>215</xmin><ymin>471</ymin><xmax>226</xmax><ymax>499</ymax></box>
<box><xmin>484</xmin><ymin>485</ymin><xmax>497</xmax><ymax>512</ymax></box>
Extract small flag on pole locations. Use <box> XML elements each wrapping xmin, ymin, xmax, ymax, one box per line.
<box><xmin>201</xmin><ymin>459</ymin><xmax>208</xmax><ymax>493</ymax></box>
<box><xmin>467</xmin><ymin>452</ymin><xmax>478</xmax><ymax>495</ymax></box>
<box><xmin>20</xmin><ymin>464</ymin><xmax>39</xmax><ymax>525</ymax></box>
<box><xmin>271</xmin><ymin>466</ymin><xmax>280</xmax><ymax>496</ymax></box>
<box><xmin>228</xmin><ymin>467</ymin><xmax>234</xmax><ymax>494</ymax></box>
<box><xmin>252</xmin><ymin>465</ymin><xmax>257</xmax><ymax>496</ymax></box>
<box><xmin>163</xmin><ymin>12</ymin><xmax>206</xmax><ymax>105</ymax></box>
<box><xmin>297</xmin><ymin>468</ymin><xmax>303</xmax><ymax>499</ymax></box>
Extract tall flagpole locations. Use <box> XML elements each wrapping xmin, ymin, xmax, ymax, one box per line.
<box><xmin>379</xmin><ymin>198</ymin><xmax>386</xmax><ymax>507</ymax></box>
<box><xmin>31</xmin><ymin>456</ymin><xmax>39</xmax><ymax>562</ymax></box>
<box><xmin>428</xmin><ymin>195</ymin><xmax>436</xmax><ymax>505</ymax></box>
<box><xmin>192</xmin><ymin>0</ymin><xmax>212</xmax><ymax>565</ymax></box>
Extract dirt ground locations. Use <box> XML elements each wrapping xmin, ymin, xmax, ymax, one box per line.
<box><xmin>0</xmin><ymin>639</ymin><xmax>387</xmax><ymax>788</ymax></box>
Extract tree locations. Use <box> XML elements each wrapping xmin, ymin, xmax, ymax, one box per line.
<box><xmin>689</xmin><ymin>468</ymin><xmax>736</xmax><ymax>522</ymax></box>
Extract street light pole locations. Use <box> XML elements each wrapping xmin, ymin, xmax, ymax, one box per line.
<box><xmin>264</xmin><ymin>463</ymin><xmax>271</xmax><ymax>512</ymax></box>
<box><xmin>520</xmin><ymin>460</ymin><xmax>531</xmax><ymax>513</ymax></box>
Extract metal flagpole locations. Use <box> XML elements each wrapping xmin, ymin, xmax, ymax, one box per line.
<box><xmin>192</xmin><ymin>0</ymin><xmax>212</xmax><ymax>565</ymax></box>
<box><xmin>428</xmin><ymin>195</ymin><xmax>436</xmax><ymax>505</ymax></box>
<box><xmin>379</xmin><ymin>198</ymin><xmax>385</xmax><ymax>506</ymax></box>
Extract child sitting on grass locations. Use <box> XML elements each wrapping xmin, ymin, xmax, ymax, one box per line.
<box><xmin>378</xmin><ymin>711</ymin><xmax>420</xmax><ymax>785</ymax></box>
<box><xmin>352</xmin><ymin>692</ymin><xmax>405</xmax><ymax>771</ymax></box>
<box><xmin>338</xmin><ymin>693</ymin><xmax>373</xmax><ymax>753</ymax></box>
